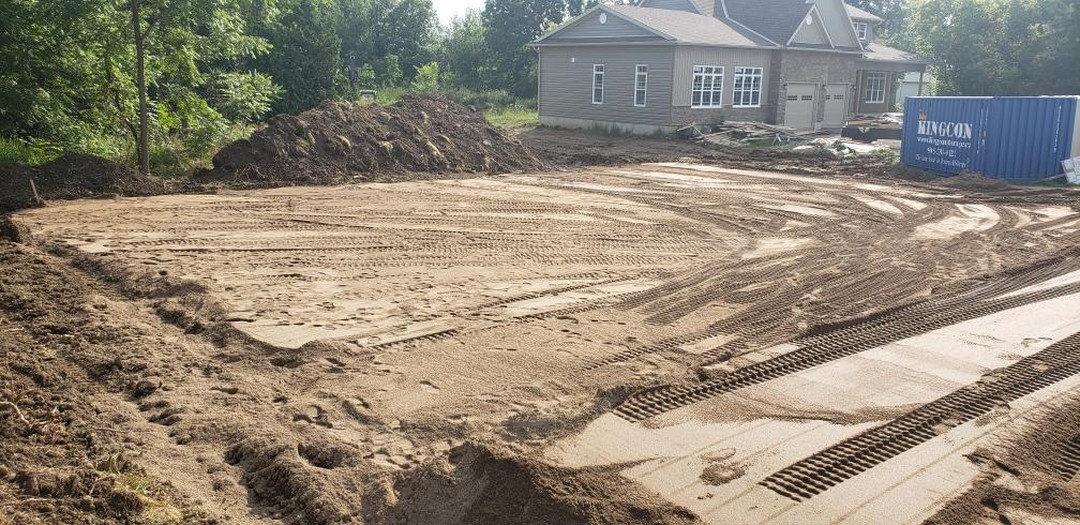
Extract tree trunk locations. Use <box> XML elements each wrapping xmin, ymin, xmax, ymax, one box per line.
<box><xmin>130</xmin><ymin>0</ymin><xmax>150</xmax><ymax>175</ymax></box>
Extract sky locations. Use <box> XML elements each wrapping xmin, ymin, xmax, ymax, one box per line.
<box><xmin>432</xmin><ymin>0</ymin><xmax>486</xmax><ymax>25</ymax></box>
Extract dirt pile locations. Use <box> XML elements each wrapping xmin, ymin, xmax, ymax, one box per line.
<box><xmin>387</xmin><ymin>442</ymin><xmax>701</xmax><ymax>524</ymax></box>
<box><xmin>0</xmin><ymin>154</ymin><xmax>169</xmax><ymax>215</ymax></box>
<box><xmin>0</xmin><ymin>242</ymin><xmax>206</xmax><ymax>525</ymax></box>
<box><xmin>196</xmin><ymin>95</ymin><xmax>544</xmax><ymax>187</ymax></box>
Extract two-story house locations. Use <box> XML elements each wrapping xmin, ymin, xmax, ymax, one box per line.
<box><xmin>531</xmin><ymin>0</ymin><xmax>926</xmax><ymax>133</ymax></box>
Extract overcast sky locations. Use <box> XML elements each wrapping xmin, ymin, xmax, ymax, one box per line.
<box><xmin>433</xmin><ymin>0</ymin><xmax>486</xmax><ymax>25</ymax></box>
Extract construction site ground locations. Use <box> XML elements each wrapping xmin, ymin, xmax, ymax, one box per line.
<box><xmin>2</xmin><ymin>130</ymin><xmax>1080</xmax><ymax>524</ymax></box>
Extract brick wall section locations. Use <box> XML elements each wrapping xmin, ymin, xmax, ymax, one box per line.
<box><xmin>765</xmin><ymin>52</ymin><xmax>784</xmax><ymax>124</ymax></box>
<box><xmin>775</xmin><ymin>50</ymin><xmax>860</xmax><ymax>125</ymax></box>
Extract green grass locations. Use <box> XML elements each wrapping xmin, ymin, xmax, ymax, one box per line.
<box><xmin>485</xmin><ymin>106</ymin><xmax>538</xmax><ymax>128</ymax></box>
<box><xmin>0</xmin><ymin>137</ymin><xmax>60</xmax><ymax>165</ymax></box>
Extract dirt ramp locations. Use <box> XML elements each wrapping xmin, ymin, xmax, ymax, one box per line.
<box><xmin>197</xmin><ymin>95</ymin><xmax>544</xmax><ymax>187</ymax></box>
<box><xmin>387</xmin><ymin>442</ymin><xmax>701</xmax><ymax>525</ymax></box>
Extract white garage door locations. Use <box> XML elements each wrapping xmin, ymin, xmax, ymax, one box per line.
<box><xmin>783</xmin><ymin>84</ymin><xmax>817</xmax><ymax>130</ymax></box>
<box><xmin>823</xmin><ymin>84</ymin><xmax>849</xmax><ymax>127</ymax></box>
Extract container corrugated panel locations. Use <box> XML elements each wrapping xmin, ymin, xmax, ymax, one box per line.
<box><xmin>902</xmin><ymin>96</ymin><xmax>1080</xmax><ymax>181</ymax></box>
<box><xmin>977</xmin><ymin>97</ymin><xmax>1079</xmax><ymax>180</ymax></box>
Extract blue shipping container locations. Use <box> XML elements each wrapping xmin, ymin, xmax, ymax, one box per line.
<box><xmin>901</xmin><ymin>96</ymin><xmax>1080</xmax><ymax>181</ymax></box>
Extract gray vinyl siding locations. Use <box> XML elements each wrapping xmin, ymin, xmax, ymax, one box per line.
<box><xmin>809</xmin><ymin>0</ymin><xmax>860</xmax><ymax>48</ymax></box>
<box><xmin>546</xmin><ymin>9</ymin><xmax>659</xmax><ymax>40</ymax></box>
<box><xmin>790</xmin><ymin>11</ymin><xmax>831</xmax><ymax>46</ymax></box>
<box><xmin>638</xmin><ymin>0</ymin><xmax>700</xmax><ymax>13</ymax></box>
<box><xmin>672</xmin><ymin>46</ymin><xmax>773</xmax><ymax>107</ymax></box>
<box><xmin>539</xmin><ymin>46</ymin><xmax>675</xmax><ymax>126</ymax></box>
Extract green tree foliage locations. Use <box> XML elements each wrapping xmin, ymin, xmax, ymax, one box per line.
<box><xmin>845</xmin><ymin>0</ymin><xmax>906</xmax><ymax>38</ymax></box>
<box><xmin>439</xmin><ymin>10</ymin><xmax>496</xmax><ymax>91</ymax></box>
<box><xmin>482</xmin><ymin>0</ymin><xmax>585</xmax><ymax>97</ymax></box>
<box><xmin>253</xmin><ymin>0</ymin><xmax>342</xmax><ymax>115</ymax></box>
<box><xmin>339</xmin><ymin>0</ymin><xmax>436</xmax><ymax>86</ymax></box>
<box><xmin>411</xmin><ymin>62</ymin><xmax>440</xmax><ymax>93</ymax></box>
<box><xmin>0</xmin><ymin>0</ymin><xmax>280</xmax><ymax>168</ymax></box>
<box><xmin>902</xmin><ymin>0</ymin><xmax>1080</xmax><ymax>95</ymax></box>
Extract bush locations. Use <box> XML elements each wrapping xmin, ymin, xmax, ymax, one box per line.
<box><xmin>0</xmin><ymin>137</ymin><xmax>59</xmax><ymax>166</ymax></box>
<box><xmin>439</xmin><ymin>88</ymin><xmax>516</xmax><ymax>110</ymax></box>
<box><xmin>411</xmin><ymin>62</ymin><xmax>440</xmax><ymax>93</ymax></box>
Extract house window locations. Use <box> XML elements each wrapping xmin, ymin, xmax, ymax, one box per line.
<box><xmin>691</xmin><ymin>65</ymin><xmax>724</xmax><ymax>108</ymax></box>
<box><xmin>865</xmin><ymin>71</ymin><xmax>886</xmax><ymax>103</ymax></box>
<box><xmin>853</xmin><ymin>22</ymin><xmax>868</xmax><ymax>40</ymax></box>
<box><xmin>592</xmin><ymin>64</ymin><xmax>605</xmax><ymax>104</ymax></box>
<box><xmin>635</xmin><ymin>65</ymin><xmax>648</xmax><ymax>107</ymax></box>
<box><xmin>732</xmin><ymin>67</ymin><xmax>763</xmax><ymax>108</ymax></box>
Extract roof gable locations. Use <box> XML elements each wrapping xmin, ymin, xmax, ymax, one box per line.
<box><xmin>789</xmin><ymin>6</ymin><xmax>833</xmax><ymax>47</ymax></box>
<box><xmin>536</xmin><ymin>5</ymin><xmax>775</xmax><ymax>47</ymax></box>
<box><xmin>723</xmin><ymin>0</ymin><xmax>810</xmax><ymax>45</ymax></box>
<box><xmin>535</xmin><ymin>7</ymin><xmax>670</xmax><ymax>44</ymax></box>
<box><xmin>809</xmin><ymin>0</ymin><xmax>861</xmax><ymax>48</ymax></box>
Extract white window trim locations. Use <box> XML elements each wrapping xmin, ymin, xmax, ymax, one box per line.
<box><xmin>634</xmin><ymin>64</ymin><xmax>648</xmax><ymax>107</ymax></box>
<box><xmin>853</xmin><ymin>22</ymin><xmax>868</xmax><ymax>40</ymax></box>
<box><xmin>865</xmin><ymin>71</ymin><xmax>887</xmax><ymax>103</ymax></box>
<box><xmin>691</xmin><ymin>65</ymin><xmax>724</xmax><ymax>109</ymax></box>
<box><xmin>592</xmin><ymin>64</ymin><xmax>605</xmax><ymax>105</ymax></box>
<box><xmin>732</xmin><ymin>66</ymin><xmax>764</xmax><ymax>109</ymax></box>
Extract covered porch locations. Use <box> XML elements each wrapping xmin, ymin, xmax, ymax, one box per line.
<box><xmin>855</xmin><ymin>43</ymin><xmax>928</xmax><ymax>115</ymax></box>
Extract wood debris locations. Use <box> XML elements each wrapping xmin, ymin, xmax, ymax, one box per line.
<box><xmin>677</xmin><ymin>121</ymin><xmax>830</xmax><ymax>146</ymax></box>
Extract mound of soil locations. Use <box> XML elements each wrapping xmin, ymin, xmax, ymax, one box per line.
<box><xmin>195</xmin><ymin>95</ymin><xmax>545</xmax><ymax>187</ymax></box>
<box><xmin>0</xmin><ymin>242</ymin><xmax>206</xmax><ymax>524</ymax></box>
<box><xmin>386</xmin><ymin>442</ymin><xmax>701</xmax><ymax>524</ymax></box>
<box><xmin>0</xmin><ymin>154</ymin><xmax>169</xmax><ymax>215</ymax></box>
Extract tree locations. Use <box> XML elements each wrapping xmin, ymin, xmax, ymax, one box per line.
<box><xmin>901</xmin><ymin>0</ymin><xmax>1079</xmax><ymax>95</ymax></box>
<box><xmin>846</xmin><ymin>0</ymin><xmax>906</xmax><ymax>38</ymax></box>
<box><xmin>254</xmin><ymin>0</ymin><xmax>342</xmax><ymax>115</ymax></box>
<box><xmin>338</xmin><ymin>0</ymin><xmax>437</xmax><ymax>87</ymax></box>
<box><xmin>482</xmin><ymin>0</ymin><xmax>581</xmax><ymax>97</ymax></box>
<box><xmin>438</xmin><ymin>10</ymin><xmax>495</xmax><ymax>91</ymax></box>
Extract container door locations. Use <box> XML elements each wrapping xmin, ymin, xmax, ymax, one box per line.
<box><xmin>823</xmin><ymin>84</ymin><xmax>848</xmax><ymax>127</ymax></box>
<box><xmin>975</xmin><ymin>97</ymin><xmax>1080</xmax><ymax>181</ymax></box>
<box><xmin>784</xmin><ymin>84</ymin><xmax>816</xmax><ymax>130</ymax></box>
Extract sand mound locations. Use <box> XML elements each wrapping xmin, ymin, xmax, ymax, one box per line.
<box><xmin>387</xmin><ymin>442</ymin><xmax>700</xmax><ymax>524</ymax></box>
<box><xmin>0</xmin><ymin>154</ymin><xmax>168</xmax><ymax>215</ymax></box>
<box><xmin>195</xmin><ymin>95</ymin><xmax>544</xmax><ymax>187</ymax></box>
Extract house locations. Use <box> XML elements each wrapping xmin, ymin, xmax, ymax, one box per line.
<box><xmin>895</xmin><ymin>71</ymin><xmax>934</xmax><ymax>106</ymax></box>
<box><xmin>530</xmin><ymin>0</ymin><xmax>926</xmax><ymax>133</ymax></box>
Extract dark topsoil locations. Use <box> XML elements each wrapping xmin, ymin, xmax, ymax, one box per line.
<box><xmin>193</xmin><ymin>94</ymin><xmax>544</xmax><ymax>187</ymax></box>
<box><xmin>0</xmin><ymin>154</ymin><xmax>169</xmax><ymax>216</ymax></box>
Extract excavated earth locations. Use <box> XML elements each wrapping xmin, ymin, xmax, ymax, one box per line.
<box><xmin>3</xmin><ymin>153</ymin><xmax>1080</xmax><ymax>524</ymax></box>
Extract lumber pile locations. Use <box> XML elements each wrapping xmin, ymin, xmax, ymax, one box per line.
<box><xmin>677</xmin><ymin>121</ymin><xmax>829</xmax><ymax>146</ymax></box>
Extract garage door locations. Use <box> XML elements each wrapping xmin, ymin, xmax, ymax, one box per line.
<box><xmin>783</xmin><ymin>84</ymin><xmax>816</xmax><ymax>130</ymax></box>
<box><xmin>823</xmin><ymin>84</ymin><xmax>849</xmax><ymax>127</ymax></box>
